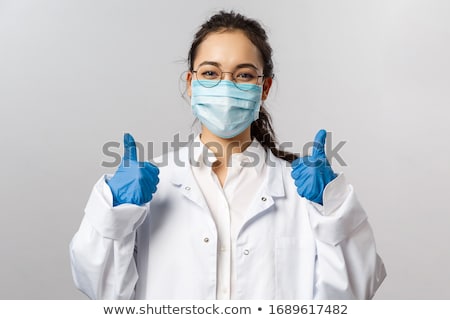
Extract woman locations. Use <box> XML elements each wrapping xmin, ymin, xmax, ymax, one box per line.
<box><xmin>70</xmin><ymin>11</ymin><xmax>386</xmax><ymax>299</ymax></box>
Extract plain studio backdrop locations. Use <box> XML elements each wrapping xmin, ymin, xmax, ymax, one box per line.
<box><xmin>1</xmin><ymin>0</ymin><xmax>449</xmax><ymax>299</ymax></box>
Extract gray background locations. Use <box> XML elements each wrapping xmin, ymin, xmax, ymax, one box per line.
<box><xmin>1</xmin><ymin>0</ymin><xmax>449</xmax><ymax>299</ymax></box>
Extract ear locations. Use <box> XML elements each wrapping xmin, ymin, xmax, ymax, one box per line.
<box><xmin>186</xmin><ymin>71</ymin><xmax>193</xmax><ymax>97</ymax></box>
<box><xmin>261</xmin><ymin>77</ymin><xmax>272</xmax><ymax>101</ymax></box>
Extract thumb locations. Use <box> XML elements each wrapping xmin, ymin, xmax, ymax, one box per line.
<box><xmin>123</xmin><ymin>133</ymin><xmax>137</xmax><ymax>161</ymax></box>
<box><xmin>312</xmin><ymin>129</ymin><xmax>326</xmax><ymax>157</ymax></box>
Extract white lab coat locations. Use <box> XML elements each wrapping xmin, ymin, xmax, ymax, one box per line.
<box><xmin>70</xmin><ymin>144</ymin><xmax>386</xmax><ymax>299</ymax></box>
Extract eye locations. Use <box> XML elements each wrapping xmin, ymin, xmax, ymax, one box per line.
<box><xmin>196</xmin><ymin>65</ymin><xmax>221</xmax><ymax>80</ymax></box>
<box><xmin>201</xmin><ymin>70</ymin><xmax>219</xmax><ymax>79</ymax></box>
<box><xmin>235</xmin><ymin>69</ymin><xmax>257</xmax><ymax>82</ymax></box>
<box><xmin>236</xmin><ymin>73</ymin><xmax>255</xmax><ymax>80</ymax></box>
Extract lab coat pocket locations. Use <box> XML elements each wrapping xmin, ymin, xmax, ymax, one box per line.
<box><xmin>275</xmin><ymin>237</ymin><xmax>316</xmax><ymax>299</ymax></box>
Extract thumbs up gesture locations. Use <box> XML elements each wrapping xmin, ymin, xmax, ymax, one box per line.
<box><xmin>106</xmin><ymin>133</ymin><xmax>160</xmax><ymax>206</ymax></box>
<box><xmin>291</xmin><ymin>129</ymin><xmax>337</xmax><ymax>205</ymax></box>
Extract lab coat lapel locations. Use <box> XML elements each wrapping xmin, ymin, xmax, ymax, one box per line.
<box><xmin>241</xmin><ymin>152</ymin><xmax>286</xmax><ymax>228</ymax></box>
<box><xmin>169</xmin><ymin>147</ymin><xmax>209</xmax><ymax>210</ymax></box>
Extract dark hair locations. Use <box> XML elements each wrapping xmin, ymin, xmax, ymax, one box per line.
<box><xmin>188</xmin><ymin>10</ymin><xmax>298</xmax><ymax>163</ymax></box>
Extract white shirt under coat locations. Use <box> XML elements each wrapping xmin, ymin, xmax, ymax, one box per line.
<box><xmin>69</xmin><ymin>136</ymin><xmax>386</xmax><ymax>299</ymax></box>
<box><xmin>190</xmin><ymin>136</ymin><xmax>267</xmax><ymax>299</ymax></box>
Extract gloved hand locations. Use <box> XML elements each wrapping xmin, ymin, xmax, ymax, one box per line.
<box><xmin>291</xmin><ymin>129</ymin><xmax>337</xmax><ymax>205</ymax></box>
<box><xmin>106</xmin><ymin>133</ymin><xmax>160</xmax><ymax>206</ymax></box>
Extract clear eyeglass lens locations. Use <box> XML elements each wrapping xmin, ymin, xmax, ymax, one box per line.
<box><xmin>195</xmin><ymin>65</ymin><xmax>260</xmax><ymax>89</ymax></box>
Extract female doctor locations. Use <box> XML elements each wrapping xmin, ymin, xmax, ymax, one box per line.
<box><xmin>70</xmin><ymin>11</ymin><xmax>386</xmax><ymax>299</ymax></box>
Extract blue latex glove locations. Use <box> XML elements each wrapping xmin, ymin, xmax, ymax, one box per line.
<box><xmin>291</xmin><ymin>129</ymin><xmax>337</xmax><ymax>205</ymax></box>
<box><xmin>106</xmin><ymin>133</ymin><xmax>159</xmax><ymax>206</ymax></box>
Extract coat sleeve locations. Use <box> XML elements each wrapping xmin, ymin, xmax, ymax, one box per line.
<box><xmin>307</xmin><ymin>173</ymin><xmax>387</xmax><ymax>299</ymax></box>
<box><xmin>69</xmin><ymin>175</ymin><xmax>148</xmax><ymax>299</ymax></box>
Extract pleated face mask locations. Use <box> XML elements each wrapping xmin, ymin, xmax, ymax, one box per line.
<box><xmin>191</xmin><ymin>80</ymin><xmax>262</xmax><ymax>139</ymax></box>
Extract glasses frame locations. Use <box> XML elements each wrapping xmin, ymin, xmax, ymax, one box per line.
<box><xmin>191</xmin><ymin>67</ymin><xmax>265</xmax><ymax>90</ymax></box>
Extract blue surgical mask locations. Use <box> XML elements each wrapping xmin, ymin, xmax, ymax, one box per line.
<box><xmin>191</xmin><ymin>80</ymin><xmax>263</xmax><ymax>139</ymax></box>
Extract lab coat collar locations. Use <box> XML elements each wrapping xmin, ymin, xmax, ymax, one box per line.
<box><xmin>168</xmin><ymin>144</ymin><xmax>209</xmax><ymax>210</ymax></box>
<box><xmin>191</xmin><ymin>134</ymin><xmax>267</xmax><ymax>178</ymax></box>
<box><xmin>169</xmin><ymin>135</ymin><xmax>285</xmax><ymax>198</ymax></box>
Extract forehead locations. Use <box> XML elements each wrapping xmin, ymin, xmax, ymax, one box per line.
<box><xmin>194</xmin><ymin>30</ymin><xmax>263</xmax><ymax>69</ymax></box>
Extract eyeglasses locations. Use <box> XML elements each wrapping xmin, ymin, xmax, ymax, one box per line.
<box><xmin>192</xmin><ymin>64</ymin><xmax>264</xmax><ymax>90</ymax></box>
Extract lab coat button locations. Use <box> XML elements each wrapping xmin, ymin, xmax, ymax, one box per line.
<box><xmin>203</xmin><ymin>237</ymin><xmax>209</xmax><ymax>243</ymax></box>
<box><xmin>244</xmin><ymin>249</ymin><xmax>250</xmax><ymax>255</ymax></box>
<box><xmin>261</xmin><ymin>197</ymin><xmax>267</xmax><ymax>201</ymax></box>
<box><xmin>185</xmin><ymin>186</ymin><xmax>191</xmax><ymax>191</ymax></box>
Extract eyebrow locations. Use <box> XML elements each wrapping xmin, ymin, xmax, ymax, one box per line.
<box><xmin>197</xmin><ymin>61</ymin><xmax>260</xmax><ymax>71</ymax></box>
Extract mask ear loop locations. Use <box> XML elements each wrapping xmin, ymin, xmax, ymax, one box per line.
<box><xmin>179</xmin><ymin>70</ymin><xmax>191</xmax><ymax>104</ymax></box>
<box><xmin>179</xmin><ymin>70</ymin><xmax>202</xmax><ymax>136</ymax></box>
